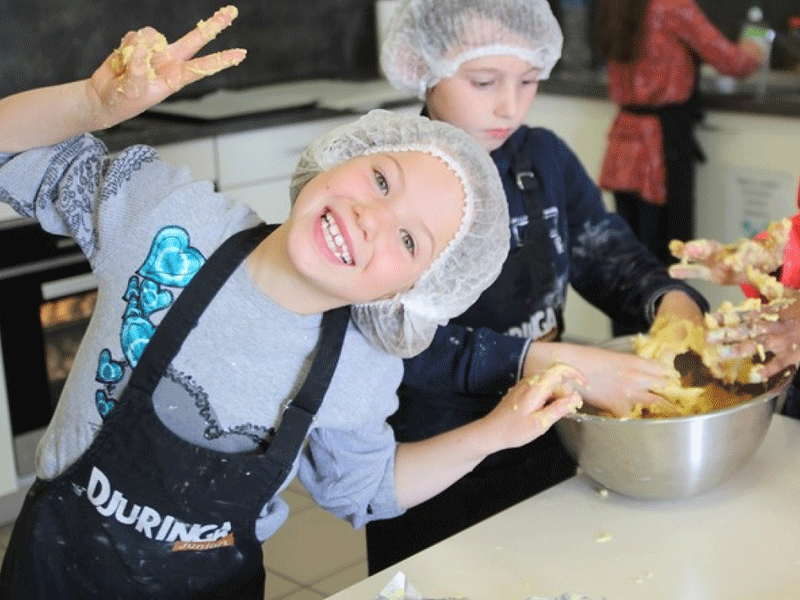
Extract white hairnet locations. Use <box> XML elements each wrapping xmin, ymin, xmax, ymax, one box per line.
<box><xmin>381</xmin><ymin>0</ymin><xmax>563</xmax><ymax>98</ymax></box>
<box><xmin>290</xmin><ymin>109</ymin><xmax>509</xmax><ymax>358</ymax></box>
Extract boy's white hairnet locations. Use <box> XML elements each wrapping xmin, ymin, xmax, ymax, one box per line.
<box><xmin>381</xmin><ymin>0</ymin><xmax>563</xmax><ymax>98</ymax></box>
<box><xmin>290</xmin><ymin>109</ymin><xmax>509</xmax><ymax>358</ymax></box>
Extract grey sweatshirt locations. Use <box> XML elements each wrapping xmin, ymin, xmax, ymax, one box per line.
<box><xmin>0</xmin><ymin>134</ymin><xmax>404</xmax><ymax>540</ymax></box>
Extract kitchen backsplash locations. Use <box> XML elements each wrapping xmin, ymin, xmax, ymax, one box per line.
<box><xmin>2</xmin><ymin>0</ymin><xmax>794</xmax><ymax>105</ymax></box>
<box><xmin>1</xmin><ymin>0</ymin><xmax>379</xmax><ymax>101</ymax></box>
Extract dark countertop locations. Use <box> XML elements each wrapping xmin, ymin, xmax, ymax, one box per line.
<box><xmin>96</xmin><ymin>70</ymin><xmax>800</xmax><ymax>152</ymax></box>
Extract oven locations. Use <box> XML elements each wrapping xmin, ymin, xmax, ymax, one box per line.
<box><xmin>0</xmin><ymin>218</ymin><xmax>96</xmax><ymax>482</ymax></box>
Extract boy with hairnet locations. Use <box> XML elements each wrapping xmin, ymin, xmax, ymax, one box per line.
<box><xmin>0</xmin><ymin>7</ymin><xmax>589</xmax><ymax>599</ymax></box>
<box><xmin>367</xmin><ymin>0</ymin><xmax>710</xmax><ymax>572</ymax></box>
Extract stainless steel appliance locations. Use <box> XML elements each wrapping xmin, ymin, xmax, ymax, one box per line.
<box><xmin>0</xmin><ymin>218</ymin><xmax>96</xmax><ymax>481</ymax></box>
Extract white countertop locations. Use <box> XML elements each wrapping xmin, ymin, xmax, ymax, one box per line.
<box><xmin>328</xmin><ymin>415</ymin><xmax>800</xmax><ymax>600</ymax></box>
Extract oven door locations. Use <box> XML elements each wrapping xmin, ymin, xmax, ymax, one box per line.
<box><xmin>0</xmin><ymin>218</ymin><xmax>96</xmax><ymax>479</ymax></box>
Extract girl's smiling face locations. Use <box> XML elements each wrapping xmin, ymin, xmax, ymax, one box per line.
<box><xmin>283</xmin><ymin>150</ymin><xmax>464</xmax><ymax>309</ymax></box>
<box><xmin>426</xmin><ymin>55</ymin><xmax>541</xmax><ymax>152</ymax></box>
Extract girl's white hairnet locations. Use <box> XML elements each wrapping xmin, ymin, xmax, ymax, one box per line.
<box><xmin>290</xmin><ymin>109</ymin><xmax>509</xmax><ymax>358</ymax></box>
<box><xmin>381</xmin><ymin>0</ymin><xmax>563</xmax><ymax>98</ymax></box>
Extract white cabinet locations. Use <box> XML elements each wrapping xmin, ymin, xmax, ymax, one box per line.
<box><xmin>154</xmin><ymin>138</ymin><xmax>217</xmax><ymax>182</ymax></box>
<box><xmin>216</xmin><ymin>116</ymin><xmax>358</xmax><ymax>222</ymax></box>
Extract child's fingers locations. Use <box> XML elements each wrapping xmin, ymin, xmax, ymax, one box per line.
<box><xmin>671</xmin><ymin>239</ymin><xmax>719</xmax><ymax>261</ymax></box>
<box><xmin>706</xmin><ymin>324</ymin><xmax>768</xmax><ymax>346</ymax></box>
<box><xmin>108</xmin><ymin>28</ymin><xmax>168</xmax><ymax>83</ymax></box>
<box><xmin>517</xmin><ymin>364</ymin><xmax>586</xmax><ymax>415</ymax></box>
<box><xmin>181</xmin><ymin>48</ymin><xmax>247</xmax><ymax>84</ymax></box>
<box><xmin>531</xmin><ymin>392</ymin><xmax>584</xmax><ymax>430</ymax></box>
<box><xmin>110</xmin><ymin>33</ymin><xmax>164</xmax><ymax>101</ymax></box>
<box><xmin>667</xmin><ymin>263</ymin><xmax>713</xmax><ymax>280</ymax></box>
<box><xmin>169</xmin><ymin>6</ymin><xmax>240</xmax><ymax>61</ymax></box>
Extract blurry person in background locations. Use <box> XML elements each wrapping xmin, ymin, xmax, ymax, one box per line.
<box><xmin>595</xmin><ymin>0</ymin><xmax>764</xmax><ymax>275</ymax></box>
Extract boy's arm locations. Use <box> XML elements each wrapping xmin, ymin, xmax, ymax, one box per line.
<box><xmin>0</xmin><ymin>6</ymin><xmax>245</xmax><ymax>153</ymax></box>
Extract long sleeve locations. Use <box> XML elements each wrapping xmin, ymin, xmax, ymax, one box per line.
<box><xmin>553</xmin><ymin>130</ymin><xmax>708</xmax><ymax>326</ymax></box>
<box><xmin>667</xmin><ymin>0</ymin><xmax>760</xmax><ymax>78</ymax></box>
<box><xmin>402</xmin><ymin>323</ymin><xmax>529</xmax><ymax>396</ymax></box>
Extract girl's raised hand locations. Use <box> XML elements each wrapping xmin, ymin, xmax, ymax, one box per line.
<box><xmin>88</xmin><ymin>6</ymin><xmax>246</xmax><ymax>128</ymax></box>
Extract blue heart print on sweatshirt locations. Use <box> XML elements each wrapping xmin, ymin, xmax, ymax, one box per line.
<box><xmin>139</xmin><ymin>279</ymin><xmax>173</xmax><ymax>316</ymax></box>
<box><xmin>94</xmin><ymin>226</ymin><xmax>205</xmax><ymax>419</ymax></box>
<box><xmin>120</xmin><ymin>314</ymin><xmax>156</xmax><ymax>369</ymax></box>
<box><xmin>138</xmin><ymin>226</ymin><xmax>205</xmax><ymax>287</ymax></box>
<box><xmin>96</xmin><ymin>348</ymin><xmax>124</xmax><ymax>384</ymax></box>
<box><xmin>95</xmin><ymin>390</ymin><xmax>115</xmax><ymax>418</ymax></box>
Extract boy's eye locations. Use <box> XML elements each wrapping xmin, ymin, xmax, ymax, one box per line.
<box><xmin>374</xmin><ymin>169</ymin><xmax>389</xmax><ymax>195</ymax></box>
<box><xmin>471</xmin><ymin>79</ymin><xmax>494</xmax><ymax>88</ymax></box>
<box><xmin>401</xmin><ymin>230</ymin><xmax>415</xmax><ymax>255</ymax></box>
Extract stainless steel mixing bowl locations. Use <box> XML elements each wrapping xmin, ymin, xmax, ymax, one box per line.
<box><xmin>554</xmin><ymin>336</ymin><xmax>792</xmax><ymax>500</ymax></box>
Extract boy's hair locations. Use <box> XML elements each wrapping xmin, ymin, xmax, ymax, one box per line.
<box><xmin>290</xmin><ymin>109</ymin><xmax>509</xmax><ymax>357</ymax></box>
<box><xmin>380</xmin><ymin>0</ymin><xmax>563</xmax><ymax>98</ymax></box>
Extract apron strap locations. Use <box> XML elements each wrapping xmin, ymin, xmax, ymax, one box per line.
<box><xmin>128</xmin><ymin>223</ymin><xmax>273</xmax><ymax>396</ymax></box>
<box><xmin>507</xmin><ymin>137</ymin><xmax>557</xmax><ymax>307</ymax></box>
<box><xmin>124</xmin><ymin>220</ymin><xmax>350</xmax><ymax>472</ymax></box>
<box><xmin>266</xmin><ymin>305</ymin><xmax>350</xmax><ymax>466</ymax></box>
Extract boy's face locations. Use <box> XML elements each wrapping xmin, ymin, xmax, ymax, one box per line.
<box><xmin>426</xmin><ymin>55</ymin><xmax>540</xmax><ymax>152</ymax></box>
<box><xmin>286</xmin><ymin>150</ymin><xmax>464</xmax><ymax>306</ymax></box>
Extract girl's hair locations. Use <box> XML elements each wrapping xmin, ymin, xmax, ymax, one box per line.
<box><xmin>594</xmin><ymin>0</ymin><xmax>650</xmax><ymax>62</ymax></box>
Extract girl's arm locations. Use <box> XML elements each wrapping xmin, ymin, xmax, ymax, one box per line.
<box><xmin>0</xmin><ymin>6</ymin><xmax>245</xmax><ymax>153</ymax></box>
<box><xmin>669</xmin><ymin>0</ymin><xmax>761</xmax><ymax>78</ymax></box>
<box><xmin>393</xmin><ymin>364</ymin><xmax>586</xmax><ymax>509</ymax></box>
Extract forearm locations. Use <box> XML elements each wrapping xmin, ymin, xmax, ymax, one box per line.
<box><xmin>654</xmin><ymin>289</ymin><xmax>705</xmax><ymax>325</ymax></box>
<box><xmin>394</xmin><ymin>363</ymin><xmax>588</xmax><ymax>508</ymax></box>
<box><xmin>393</xmin><ymin>418</ymin><xmax>494</xmax><ymax>509</ymax></box>
<box><xmin>521</xmin><ymin>340</ymin><xmax>582</xmax><ymax>379</ymax></box>
<box><xmin>0</xmin><ymin>80</ymin><xmax>102</xmax><ymax>153</ymax></box>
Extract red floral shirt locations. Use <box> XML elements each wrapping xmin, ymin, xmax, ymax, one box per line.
<box><xmin>598</xmin><ymin>0</ymin><xmax>760</xmax><ymax>204</ymax></box>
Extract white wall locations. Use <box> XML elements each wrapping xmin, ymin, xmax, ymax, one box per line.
<box><xmin>527</xmin><ymin>92</ymin><xmax>800</xmax><ymax>342</ymax></box>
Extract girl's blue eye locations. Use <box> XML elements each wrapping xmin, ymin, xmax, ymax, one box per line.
<box><xmin>374</xmin><ymin>169</ymin><xmax>389</xmax><ymax>194</ymax></box>
<box><xmin>401</xmin><ymin>230</ymin><xmax>415</xmax><ymax>255</ymax></box>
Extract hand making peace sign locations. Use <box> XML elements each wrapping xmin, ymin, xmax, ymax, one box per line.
<box><xmin>88</xmin><ymin>5</ymin><xmax>246</xmax><ymax>128</ymax></box>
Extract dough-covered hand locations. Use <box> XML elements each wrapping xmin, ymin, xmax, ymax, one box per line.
<box><xmin>483</xmin><ymin>364</ymin><xmax>586</xmax><ymax>451</ymax></box>
<box><xmin>667</xmin><ymin>218</ymin><xmax>790</xmax><ymax>293</ymax></box>
<box><xmin>705</xmin><ymin>290</ymin><xmax>800</xmax><ymax>381</ymax></box>
<box><xmin>88</xmin><ymin>6</ymin><xmax>246</xmax><ymax>128</ymax></box>
<box><xmin>565</xmin><ymin>344</ymin><xmax>682</xmax><ymax>417</ymax></box>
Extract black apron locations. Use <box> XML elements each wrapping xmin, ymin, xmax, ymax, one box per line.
<box><xmin>621</xmin><ymin>86</ymin><xmax>707</xmax><ymax>246</ymax></box>
<box><xmin>0</xmin><ymin>223</ymin><xmax>350</xmax><ymax>599</ymax></box>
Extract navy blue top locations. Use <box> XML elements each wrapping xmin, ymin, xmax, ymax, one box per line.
<box><xmin>400</xmin><ymin>125</ymin><xmax>708</xmax><ymax>417</ymax></box>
